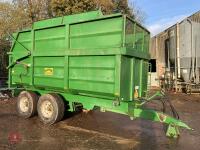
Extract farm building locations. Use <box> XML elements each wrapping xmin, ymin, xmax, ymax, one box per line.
<box><xmin>150</xmin><ymin>11</ymin><xmax>200</xmax><ymax>91</ymax></box>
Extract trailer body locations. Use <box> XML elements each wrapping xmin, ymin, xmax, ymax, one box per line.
<box><xmin>9</xmin><ymin>10</ymin><xmax>150</xmax><ymax>102</ymax></box>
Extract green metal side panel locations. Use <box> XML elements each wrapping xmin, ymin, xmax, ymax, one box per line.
<box><xmin>125</xmin><ymin>18</ymin><xmax>135</xmax><ymax>48</ymax></box>
<box><xmin>139</xmin><ymin>60</ymin><xmax>149</xmax><ymax>97</ymax></box>
<box><xmin>141</xmin><ymin>60</ymin><xmax>149</xmax><ymax>96</ymax></box>
<box><xmin>32</xmin><ymin>55</ymin><xmax>118</xmax><ymax>98</ymax></box>
<box><xmin>11</xmin><ymin>31</ymin><xmax>32</xmax><ymax>85</ymax></box>
<box><xmin>143</xmin><ymin>32</ymin><xmax>150</xmax><ymax>53</ymax></box>
<box><xmin>34</xmin><ymin>57</ymin><xmax>65</xmax><ymax>89</ymax></box>
<box><xmin>69</xmin><ymin>17</ymin><xmax>123</xmax><ymax>49</ymax></box>
<box><xmin>12</xmin><ymin>58</ymin><xmax>31</xmax><ymax>85</ymax></box>
<box><xmin>34</xmin><ymin>26</ymin><xmax>66</xmax><ymax>53</ymax></box>
<box><xmin>133</xmin><ymin>58</ymin><xmax>142</xmax><ymax>96</ymax></box>
<box><xmin>135</xmin><ymin>26</ymin><xmax>144</xmax><ymax>52</ymax></box>
<box><xmin>12</xmin><ymin>31</ymin><xmax>31</xmax><ymax>60</ymax></box>
<box><xmin>120</xmin><ymin>56</ymin><xmax>132</xmax><ymax>100</ymax></box>
<box><xmin>68</xmin><ymin>56</ymin><xmax>116</xmax><ymax>96</ymax></box>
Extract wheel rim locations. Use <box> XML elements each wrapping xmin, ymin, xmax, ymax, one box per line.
<box><xmin>41</xmin><ymin>100</ymin><xmax>54</xmax><ymax>119</ymax></box>
<box><xmin>19</xmin><ymin>97</ymin><xmax>29</xmax><ymax>112</ymax></box>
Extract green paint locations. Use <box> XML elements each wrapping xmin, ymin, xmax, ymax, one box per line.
<box><xmin>166</xmin><ymin>124</ymin><xmax>180</xmax><ymax>138</ymax></box>
<box><xmin>8</xmin><ymin>11</ymin><xmax>192</xmax><ymax>138</ymax></box>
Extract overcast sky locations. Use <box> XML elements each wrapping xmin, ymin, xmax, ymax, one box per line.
<box><xmin>132</xmin><ymin>0</ymin><xmax>200</xmax><ymax>36</ymax></box>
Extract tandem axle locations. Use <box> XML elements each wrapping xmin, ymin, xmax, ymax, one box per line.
<box><xmin>13</xmin><ymin>88</ymin><xmax>193</xmax><ymax>138</ymax></box>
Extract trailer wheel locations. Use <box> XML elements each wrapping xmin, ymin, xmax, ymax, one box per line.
<box><xmin>17</xmin><ymin>91</ymin><xmax>39</xmax><ymax>118</ymax></box>
<box><xmin>37</xmin><ymin>93</ymin><xmax>65</xmax><ymax>125</ymax></box>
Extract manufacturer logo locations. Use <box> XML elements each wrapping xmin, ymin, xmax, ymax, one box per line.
<box><xmin>44</xmin><ymin>68</ymin><xmax>53</xmax><ymax>76</ymax></box>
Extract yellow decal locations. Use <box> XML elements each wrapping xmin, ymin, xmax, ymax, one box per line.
<box><xmin>44</xmin><ymin>68</ymin><xmax>53</xmax><ymax>76</ymax></box>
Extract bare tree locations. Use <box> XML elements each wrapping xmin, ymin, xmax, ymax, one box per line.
<box><xmin>0</xmin><ymin>0</ymin><xmax>146</xmax><ymax>39</ymax></box>
<box><xmin>13</xmin><ymin>0</ymin><xmax>50</xmax><ymax>22</ymax></box>
<box><xmin>50</xmin><ymin>0</ymin><xmax>145</xmax><ymax>23</ymax></box>
<box><xmin>129</xmin><ymin>1</ymin><xmax>146</xmax><ymax>23</ymax></box>
<box><xmin>0</xmin><ymin>1</ymin><xmax>30</xmax><ymax>38</ymax></box>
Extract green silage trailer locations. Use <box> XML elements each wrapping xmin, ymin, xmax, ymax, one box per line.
<box><xmin>8</xmin><ymin>10</ymin><xmax>191</xmax><ymax>138</ymax></box>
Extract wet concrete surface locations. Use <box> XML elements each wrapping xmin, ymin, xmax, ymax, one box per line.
<box><xmin>0</xmin><ymin>92</ymin><xmax>199</xmax><ymax>150</ymax></box>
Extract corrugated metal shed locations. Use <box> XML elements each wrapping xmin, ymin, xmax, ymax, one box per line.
<box><xmin>189</xmin><ymin>11</ymin><xmax>200</xmax><ymax>22</ymax></box>
<box><xmin>150</xmin><ymin>11</ymin><xmax>200</xmax><ymax>87</ymax></box>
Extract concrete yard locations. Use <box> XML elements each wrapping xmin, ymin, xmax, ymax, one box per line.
<box><xmin>0</xmin><ymin>92</ymin><xmax>199</xmax><ymax>150</ymax></box>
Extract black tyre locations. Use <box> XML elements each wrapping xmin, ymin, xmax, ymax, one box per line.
<box><xmin>17</xmin><ymin>91</ymin><xmax>39</xmax><ymax>118</ymax></box>
<box><xmin>37</xmin><ymin>93</ymin><xmax>65</xmax><ymax>125</ymax></box>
